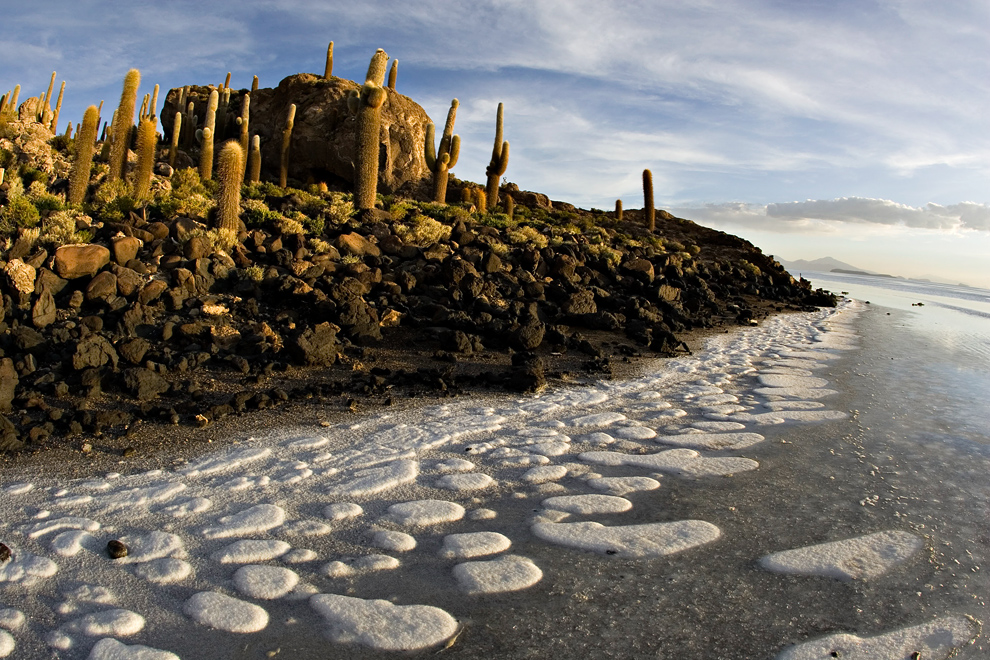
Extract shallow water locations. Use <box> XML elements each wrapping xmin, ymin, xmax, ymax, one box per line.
<box><xmin>0</xmin><ymin>282</ymin><xmax>988</xmax><ymax>659</ymax></box>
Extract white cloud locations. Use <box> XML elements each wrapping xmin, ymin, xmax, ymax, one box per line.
<box><xmin>767</xmin><ymin>198</ymin><xmax>990</xmax><ymax>231</ymax></box>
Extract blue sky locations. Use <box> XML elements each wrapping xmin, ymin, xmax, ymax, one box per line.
<box><xmin>3</xmin><ymin>0</ymin><xmax>988</xmax><ymax>285</ymax></box>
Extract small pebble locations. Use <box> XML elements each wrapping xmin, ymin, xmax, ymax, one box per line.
<box><xmin>0</xmin><ymin>543</ymin><xmax>11</xmax><ymax>562</ymax></box>
<box><xmin>107</xmin><ymin>539</ymin><xmax>129</xmax><ymax>559</ymax></box>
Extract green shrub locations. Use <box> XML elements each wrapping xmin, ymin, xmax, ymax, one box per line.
<box><xmin>0</xmin><ymin>147</ymin><xmax>14</xmax><ymax>168</ymax></box>
<box><xmin>395</xmin><ymin>215</ymin><xmax>451</xmax><ymax>247</ymax></box>
<box><xmin>241</xmin><ymin>199</ymin><xmax>284</xmax><ymax>229</ymax></box>
<box><xmin>18</xmin><ymin>165</ymin><xmax>46</xmax><ymax>187</ymax></box>
<box><xmin>325</xmin><ymin>192</ymin><xmax>355</xmax><ymax>225</ymax></box>
<box><xmin>51</xmin><ymin>134</ymin><xmax>72</xmax><ymax>153</ymax></box>
<box><xmin>388</xmin><ymin>199</ymin><xmax>417</xmax><ymax>222</ymax></box>
<box><xmin>0</xmin><ymin>196</ymin><xmax>40</xmax><ymax>231</ymax></box>
<box><xmin>39</xmin><ymin>209</ymin><xmax>93</xmax><ymax>247</ymax></box>
<box><xmin>507</xmin><ymin>225</ymin><xmax>548</xmax><ymax>248</ymax></box>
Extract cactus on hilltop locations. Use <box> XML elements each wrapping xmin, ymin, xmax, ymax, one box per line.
<box><xmin>9</xmin><ymin>85</ymin><xmax>20</xmax><ymax>112</ymax></box>
<box><xmin>169</xmin><ymin>111</ymin><xmax>182</xmax><ymax>169</ymax></box>
<box><xmin>643</xmin><ymin>169</ymin><xmax>654</xmax><ymax>231</ymax></box>
<box><xmin>347</xmin><ymin>48</ymin><xmax>389</xmax><ymax>210</ymax></box>
<box><xmin>108</xmin><ymin>69</ymin><xmax>141</xmax><ymax>182</ymax></box>
<box><xmin>252</xmin><ymin>76</ymin><xmax>259</xmax><ymax>93</ymax></box>
<box><xmin>615</xmin><ymin>199</ymin><xmax>623</xmax><ymax>221</ymax></box>
<box><xmin>248</xmin><ymin>134</ymin><xmax>261</xmax><ymax>184</ymax></box>
<box><xmin>132</xmin><ymin>117</ymin><xmax>158</xmax><ymax>201</ymax></box>
<box><xmin>280</xmin><ymin>103</ymin><xmax>296</xmax><ymax>188</ymax></box>
<box><xmin>150</xmin><ymin>84</ymin><xmax>159</xmax><ymax>120</ymax></box>
<box><xmin>236</xmin><ymin>94</ymin><xmax>250</xmax><ymax>164</ymax></box>
<box><xmin>424</xmin><ymin>99</ymin><xmax>460</xmax><ymax>204</ymax></box>
<box><xmin>505</xmin><ymin>194</ymin><xmax>514</xmax><ymax>221</ymax></box>
<box><xmin>388</xmin><ymin>60</ymin><xmax>397</xmax><ymax>91</ymax></box>
<box><xmin>484</xmin><ymin>102</ymin><xmax>509</xmax><ymax>211</ymax></box>
<box><xmin>42</xmin><ymin>71</ymin><xmax>56</xmax><ymax>112</ymax></box>
<box><xmin>50</xmin><ymin>81</ymin><xmax>65</xmax><ymax>133</ymax></box>
<box><xmin>198</xmin><ymin>89</ymin><xmax>219</xmax><ymax>180</ymax></box>
<box><xmin>68</xmin><ymin>105</ymin><xmax>100</xmax><ymax>205</ymax></box>
<box><xmin>324</xmin><ymin>42</ymin><xmax>334</xmax><ymax>79</ymax></box>
<box><xmin>216</xmin><ymin>140</ymin><xmax>245</xmax><ymax>232</ymax></box>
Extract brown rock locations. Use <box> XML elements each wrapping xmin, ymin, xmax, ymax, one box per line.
<box><xmin>336</xmin><ymin>232</ymin><xmax>380</xmax><ymax>258</ymax></box>
<box><xmin>31</xmin><ymin>289</ymin><xmax>56</xmax><ymax>328</ymax></box>
<box><xmin>622</xmin><ymin>258</ymin><xmax>655</xmax><ymax>283</ymax></box>
<box><xmin>54</xmin><ymin>244</ymin><xmax>111</xmax><ymax>279</ymax></box>
<box><xmin>85</xmin><ymin>271</ymin><xmax>118</xmax><ymax>302</ymax></box>
<box><xmin>3</xmin><ymin>258</ymin><xmax>36</xmax><ymax>295</ymax></box>
<box><xmin>172</xmin><ymin>217</ymin><xmax>206</xmax><ymax>242</ymax></box>
<box><xmin>146</xmin><ymin>222</ymin><xmax>171</xmax><ymax>240</ymax></box>
<box><xmin>184</xmin><ymin>235</ymin><xmax>210</xmax><ymax>260</ymax></box>
<box><xmin>35</xmin><ymin>268</ymin><xmax>68</xmax><ymax>297</ymax></box>
<box><xmin>112</xmin><ymin>236</ymin><xmax>142</xmax><ymax>266</ymax></box>
<box><xmin>162</xmin><ymin>73</ymin><xmax>434</xmax><ymax>194</ymax></box>
<box><xmin>0</xmin><ymin>358</ymin><xmax>17</xmax><ymax>413</ymax></box>
<box><xmin>138</xmin><ymin>279</ymin><xmax>168</xmax><ymax>305</ymax></box>
<box><xmin>657</xmin><ymin>284</ymin><xmax>681</xmax><ymax>302</ymax></box>
<box><xmin>509</xmin><ymin>190</ymin><xmax>553</xmax><ymax>210</ymax></box>
<box><xmin>112</xmin><ymin>265</ymin><xmax>144</xmax><ymax>297</ymax></box>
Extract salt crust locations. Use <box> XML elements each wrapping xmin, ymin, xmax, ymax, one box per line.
<box><xmin>0</xmin><ymin>631</ymin><xmax>12</xmax><ymax>658</ymax></box>
<box><xmin>435</xmin><ymin>473</ymin><xmax>496</xmax><ymax>491</ymax></box>
<box><xmin>85</xmin><ymin>637</ymin><xmax>180</xmax><ymax>660</ymax></box>
<box><xmin>372</xmin><ymin>530</ymin><xmax>417</xmax><ymax>552</ymax></box>
<box><xmin>522</xmin><ymin>465</ymin><xmax>569</xmax><ymax>483</ymax></box>
<box><xmin>468</xmin><ymin>508</ymin><xmax>497</xmax><ymax>520</ymax></box>
<box><xmin>183</xmin><ymin>591</ymin><xmax>269</xmax><ymax>633</ymax></box>
<box><xmin>0</xmin><ymin>609</ymin><xmax>25</xmax><ymax>630</ymax></box>
<box><xmin>132</xmin><ymin>558</ymin><xmax>192</xmax><ymax>583</ymax></box>
<box><xmin>753</xmin><ymin>387</ymin><xmax>839</xmax><ymax>399</ymax></box>
<box><xmin>531</xmin><ymin>520</ymin><xmax>721</xmax><ymax>558</ymax></box>
<box><xmin>440</xmin><ymin>532</ymin><xmax>512</xmax><ymax>559</ymax></box>
<box><xmin>202</xmin><ymin>504</ymin><xmax>285</xmax><ymax>539</ymax></box>
<box><xmin>568</xmin><ymin>412</ymin><xmax>627</xmax><ymax>427</ymax></box>
<box><xmin>654</xmin><ymin>432</ymin><xmax>765</xmax><ymax>451</ymax></box>
<box><xmin>776</xmin><ymin>615</ymin><xmax>977</xmax><ymax>660</ymax></box>
<box><xmin>118</xmin><ymin>532</ymin><xmax>185</xmax><ymax>564</ymax></box>
<box><xmin>541</xmin><ymin>494</ymin><xmax>633</xmax><ymax>515</ymax></box>
<box><xmin>587</xmin><ymin>476</ymin><xmax>661</xmax><ymax>496</ymax></box>
<box><xmin>57</xmin><ymin>609</ymin><xmax>145</xmax><ymax>644</ymax></box>
<box><xmin>758</xmin><ymin>374</ymin><xmax>830</xmax><ymax>389</ymax></box>
<box><xmin>323</xmin><ymin>502</ymin><xmax>363</xmax><ymax>520</ymax></box>
<box><xmin>213</xmin><ymin>539</ymin><xmax>291</xmax><ymax>563</ymax></box>
<box><xmin>333</xmin><ymin>460</ymin><xmax>419</xmax><ymax>497</ymax></box>
<box><xmin>310</xmin><ymin>594</ymin><xmax>458</xmax><ymax>651</ymax></box>
<box><xmin>453</xmin><ymin>556</ymin><xmax>543</xmax><ymax>594</ymax></box>
<box><xmin>233</xmin><ymin>565</ymin><xmax>300</xmax><ymax>599</ymax></box>
<box><xmin>761</xmin><ymin>530</ymin><xmax>924</xmax><ymax>580</ymax></box>
<box><xmin>385</xmin><ymin>500</ymin><xmax>466</xmax><ymax>526</ymax></box>
<box><xmin>580</xmin><ymin>449</ymin><xmax>759</xmax><ymax>477</ymax></box>
<box><xmin>51</xmin><ymin>530</ymin><xmax>98</xmax><ymax>556</ymax></box>
<box><xmin>0</xmin><ymin>552</ymin><xmax>58</xmax><ymax>585</ymax></box>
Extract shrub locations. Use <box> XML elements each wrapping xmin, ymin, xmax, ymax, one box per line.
<box><xmin>507</xmin><ymin>225</ymin><xmax>548</xmax><ymax>248</ymax></box>
<box><xmin>325</xmin><ymin>192</ymin><xmax>355</xmax><ymax>225</ymax></box>
<box><xmin>0</xmin><ymin>196</ymin><xmax>40</xmax><ymax>231</ymax></box>
<box><xmin>395</xmin><ymin>215</ymin><xmax>451</xmax><ymax>247</ymax></box>
<box><xmin>739</xmin><ymin>260</ymin><xmax>761</xmax><ymax>278</ymax></box>
<box><xmin>276</xmin><ymin>215</ymin><xmax>305</xmax><ymax>236</ymax></box>
<box><xmin>241</xmin><ymin>198</ymin><xmax>283</xmax><ymax>228</ymax></box>
<box><xmin>388</xmin><ymin>199</ymin><xmax>416</xmax><ymax>222</ymax></box>
<box><xmin>243</xmin><ymin>265</ymin><xmax>264</xmax><ymax>282</ymax></box>
<box><xmin>39</xmin><ymin>209</ymin><xmax>93</xmax><ymax>247</ymax></box>
<box><xmin>18</xmin><ymin>165</ymin><xmax>46</xmax><ymax>188</ymax></box>
<box><xmin>27</xmin><ymin>180</ymin><xmax>64</xmax><ymax>213</ymax></box>
<box><xmin>51</xmin><ymin>134</ymin><xmax>72</xmax><ymax>153</ymax></box>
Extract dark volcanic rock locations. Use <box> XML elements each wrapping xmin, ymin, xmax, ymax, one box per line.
<box><xmin>53</xmin><ymin>244</ymin><xmax>110</xmax><ymax>279</ymax></box>
<box><xmin>73</xmin><ymin>334</ymin><xmax>119</xmax><ymax>371</ymax></box>
<box><xmin>124</xmin><ymin>368</ymin><xmax>170</xmax><ymax>401</ymax></box>
<box><xmin>0</xmin><ymin>359</ymin><xmax>18</xmax><ymax>413</ymax></box>
<box><xmin>289</xmin><ymin>322</ymin><xmax>342</xmax><ymax>366</ymax></box>
<box><xmin>0</xmin><ymin>414</ymin><xmax>22</xmax><ymax>452</ymax></box>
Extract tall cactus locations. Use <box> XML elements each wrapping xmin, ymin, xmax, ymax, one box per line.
<box><xmin>236</xmin><ymin>93</ymin><xmax>250</xmax><ymax>165</ymax></box>
<box><xmin>150</xmin><ymin>84</ymin><xmax>159</xmax><ymax>120</ymax></box>
<box><xmin>615</xmin><ymin>199</ymin><xmax>623</xmax><ymax>221</ymax></box>
<box><xmin>198</xmin><ymin>89</ymin><xmax>219</xmax><ymax>180</ymax></box>
<box><xmin>50</xmin><ymin>81</ymin><xmax>65</xmax><ymax>133</ymax></box>
<box><xmin>347</xmin><ymin>48</ymin><xmax>388</xmax><ymax>210</ymax></box>
<box><xmin>68</xmin><ymin>105</ymin><xmax>100</xmax><ymax>205</ymax></box>
<box><xmin>108</xmin><ymin>69</ymin><xmax>141</xmax><ymax>182</ymax></box>
<box><xmin>484</xmin><ymin>102</ymin><xmax>509</xmax><ymax>211</ymax></box>
<box><xmin>216</xmin><ymin>140</ymin><xmax>245</xmax><ymax>232</ymax></box>
<box><xmin>324</xmin><ymin>41</ymin><xmax>334</xmax><ymax>79</ymax></box>
<box><xmin>248</xmin><ymin>134</ymin><xmax>261</xmax><ymax>184</ymax></box>
<box><xmin>643</xmin><ymin>168</ymin><xmax>655</xmax><ymax>232</ymax></box>
<box><xmin>279</xmin><ymin>103</ymin><xmax>296</xmax><ymax>188</ymax></box>
<box><xmin>42</xmin><ymin>71</ymin><xmax>56</xmax><ymax>113</ymax></box>
<box><xmin>9</xmin><ymin>85</ymin><xmax>20</xmax><ymax>112</ymax></box>
<box><xmin>387</xmin><ymin>59</ymin><xmax>397</xmax><ymax>90</ymax></box>
<box><xmin>132</xmin><ymin>117</ymin><xmax>158</xmax><ymax>201</ymax></box>
<box><xmin>424</xmin><ymin>99</ymin><xmax>460</xmax><ymax>204</ymax></box>
<box><xmin>169</xmin><ymin>111</ymin><xmax>182</xmax><ymax>169</ymax></box>
<box><xmin>251</xmin><ymin>76</ymin><xmax>259</xmax><ymax>93</ymax></box>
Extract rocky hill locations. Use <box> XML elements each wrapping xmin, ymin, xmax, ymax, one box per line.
<box><xmin>0</xmin><ymin>61</ymin><xmax>834</xmax><ymax>456</ymax></box>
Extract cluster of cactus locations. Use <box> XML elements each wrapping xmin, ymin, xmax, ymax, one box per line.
<box><xmin>484</xmin><ymin>103</ymin><xmax>509</xmax><ymax>211</ymax></box>
<box><xmin>424</xmin><ymin>99</ymin><xmax>460</xmax><ymax>204</ymax></box>
<box><xmin>68</xmin><ymin>106</ymin><xmax>100</xmax><ymax>205</ymax></box>
<box><xmin>108</xmin><ymin>69</ymin><xmax>141</xmax><ymax>183</ymax></box>
<box><xmin>347</xmin><ymin>49</ymin><xmax>389</xmax><ymax>210</ymax></box>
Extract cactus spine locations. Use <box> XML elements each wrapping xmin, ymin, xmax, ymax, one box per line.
<box><xmin>388</xmin><ymin>59</ymin><xmax>397</xmax><ymax>90</ymax></box>
<box><xmin>132</xmin><ymin>117</ymin><xmax>157</xmax><ymax>201</ymax></box>
<box><xmin>236</xmin><ymin>93</ymin><xmax>250</xmax><ymax>163</ymax></box>
<box><xmin>484</xmin><ymin>103</ymin><xmax>509</xmax><ymax>210</ymax></box>
<box><xmin>169</xmin><ymin>111</ymin><xmax>182</xmax><ymax>169</ymax></box>
<box><xmin>642</xmin><ymin>169</ymin><xmax>655</xmax><ymax>232</ymax></box>
<box><xmin>348</xmin><ymin>49</ymin><xmax>388</xmax><ymax>210</ymax></box>
<box><xmin>324</xmin><ymin>41</ymin><xmax>334</xmax><ymax>79</ymax></box>
<box><xmin>615</xmin><ymin>199</ymin><xmax>623</xmax><ymax>221</ymax></box>
<box><xmin>198</xmin><ymin>89</ymin><xmax>219</xmax><ymax>180</ymax></box>
<box><xmin>108</xmin><ymin>69</ymin><xmax>141</xmax><ymax>182</ymax></box>
<box><xmin>216</xmin><ymin>140</ymin><xmax>245</xmax><ymax>232</ymax></box>
<box><xmin>248</xmin><ymin>134</ymin><xmax>261</xmax><ymax>184</ymax></box>
<box><xmin>68</xmin><ymin>105</ymin><xmax>100</xmax><ymax>205</ymax></box>
<box><xmin>279</xmin><ymin>103</ymin><xmax>296</xmax><ymax>188</ymax></box>
<box><xmin>50</xmin><ymin>81</ymin><xmax>65</xmax><ymax>133</ymax></box>
<box><xmin>424</xmin><ymin>99</ymin><xmax>460</xmax><ymax>204</ymax></box>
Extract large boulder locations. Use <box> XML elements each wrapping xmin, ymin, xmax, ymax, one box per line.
<box><xmin>54</xmin><ymin>244</ymin><xmax>111</xmax><ymax>279</ymax></box>
<box><xmin>162</xmin><ymin>72</ymin><xmax>433</xmax><ymax>195</ymax></box>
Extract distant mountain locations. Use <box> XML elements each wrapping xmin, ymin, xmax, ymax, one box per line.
<box><xmin>776</xmin><ymin>257</ymin><xmax>865</xmax><ymax>274</ymax></box>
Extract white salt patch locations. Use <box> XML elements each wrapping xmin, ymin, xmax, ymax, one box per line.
<box><xmin>283</xmin><ymin>549</ymin><xmax>318</xmax><ymax>563</ymax></box>
<box><xmin>587</xmin><ymin>476</ymin><xmax>661</xmax><ymax>496</ymax></box>
<box><xmin>0</xmin><ymin>609</ymin><xmax>25</xmax><ymax>630</ymax></box>
<box><xmin>118</xmin><ymin>532</ymin><xmax>185</xmax><ymax>564</ymax></box>
<box><xmin>754</xmin><ymin>387</ymin><xmax>838</xmax><ymax>399</ymax></box>
<box><xmin>0</xmin><ymin>552</ymin><xmax>58</xmax><ymax>585</ymax></box>
<box><xmin>776</xmin><ymin>615</ymin><xmax>977</xmax><ymax>660</ymax></box>
<box><xmin>761</xmin><ymin>530</ymin><xmax>923</xmax><ymax>581</ymax></box>
<box><xmin>435</xmin><ymin>458</ymin><xmax>476</xmax><ymax>473</ymax></box>
<box><xmin>762</xmin><ymin>401</ymin><xmax>825</xmax><ymax>411</ymax></box>
<box><xmin>184</xmin><ymin>591</ymin><xmax>268</xmax><ymax>632</ymax></box>
<box><xmin>273</xmin><ymin>467</ymin><xmax>312</xmax><ymax>484</ymax></box>
<box><xmin>322</xmin><ymin>562</ymin><xmax>355</xmax><ymax>578</ymax></box>
<box><xmin>542</xmin><ymin>494</ymin><xmax>633</xmax><ymax>515</ymax></box>
<box><xmin>436</xmin><ymin>473</ymin><xmax>496</xmax><ymax>491</ymax></box>
<box><xmin>310</xmin><ymin>594</ymin><xmax>458</xmax><ymax>651</ymax></box>
<box><xmin>324</xmin><ymin>502</ymin><xmax>363</xmax><ymax>521</ymax></box>
<box><xmin>440</xmin><ymin>532</ymin><xmax>512</xmax><ymax>559</ymax></box>
<box><xmin>372</xmin><ymin>530</ymin><xmax>417</xmax><ymax>552</ymax></box>
<box><xmin>385</xmin><ymin>500</ymin><xmax>465</xmax><ymax>526</ymax></box>
<box><xmin>233</xmin><ymin>565</ymin><xmax>300</xmax><ymax>599</ymax></box>
<box><xmin>777</xmin><ymin>350</ymin><xmax>838</xmax><ymax>360</ymax></box>
<box><xmin>453</xmin><ymin>555</ymin><xmax>543</xmax><ymax>594</ymax></box>
<box><xmin>354</xmin><ymin>554</ymin><xmax>399</xmax><ymax>571</ymax></box>
<box><xmin>569</xmin><ymin>412</ymin><xmax>627</xmax><ymax>427</ymax></box>
<box><xmin>98</xmin><ymin>482</ymin><xmax>187</xmax><ymax>510</ymax></box>
<box><xmin>59</xmin><ymin>609</ymin><xmax>145</xmax><ymax>639</ymax></box>
<box><xmin>580</xmin><ymin>449</ymin><xmax>759</xmax><ymax>477</ymax></box>
<box><xmin>3</xmin><ymin>482</ymin><xmax>33</xmax><ymax>495</ymax></box>
<box><xmin>468</xmin><ymin>508</ymin><xmax>497</xmax><ymax>521</ymax></box>
<box><xmin>202</xmin><ymin>503</ymin><xmax>285</xmax><ymax>538</ymax></box>
<box><xmin>611</xmin><ymin>426</ymin><xmax>657</xmax><ymax>440</ymax></box>
<box><xmin>54</xmin><ymin>494</ymin><xmax>93</xmax><ymax>507</ymax></box>
<box><xmin>283</xmin><ymin>520</ymin><xmax>333</xmax><ymax>536</ymax></box>
<box><xmin>160</xmin><ymin>496</ymin><xmax>211</xmax><ymax>518</ymax></box>
<box><xmin>0</xmin><ymin>631</ymin><xmax>11</xmax><ymax>658</ymax></box>
<box><xmin>213</xmin><ymin>540</ymin><xmax>291</xmax><ymax>563</ymax></box>
<box><xmin>334</xmin><ymin>459</ymin><xmax>419</xmax><ymax>497</ymax></box>
<box><xmin>654</xmin><ymin>432</ymin><xmax>765</xmax><ymax>451</ymax></box>
<box><xmin>51</xmin><ymin>530</ymin><xmax>98</xmax><ymax>557</ymax></box>
<box><xmin>285</xmin><ymin>436</ymin><xmax>329</xmax><ymax>449</ymax></box>
<box><xmin>694</xmin><ymin>394</ymin><xmax>739</xmax><ymax>405</ymax></box>
<box><xmin>734</xmin><ymin>410</ymin><xmax>848</xmax><ymax>425</ymax></box>
<box><xmin>499</xmin><ymin>454</ymin><xmax>550</xmax><ymax>467</ymax></box>
<box><xmin>180</xmin><ymin>446</ymin><xmax>271</xmax><ymax>477</ymax></box>
<box><xmin>691</xmin><ymin>421</ymin><xmax>747</xmax><ymax>432</ymax></box>
<box><xmin>221</xmin><ymin>475</ymin><xmax>270</xmax><ymax>491</ymax></box>
<box><xmin>580</xmin><ymin>432</ymin><xmax>616</xmax><ymax>446</ymax></box>
<box><xmin>526</xmin><ymin>442</ymin><xmax>572</xmax><ymax>456</ymax></box>
<box><xmin>521</xmin><ymin>465</ymin><xmax>569</xmax><ymax>484</ymax></box>
<box><xmin>26</xmin><ymin>516</ymin><xmax>100</xmax><ymax>538</ymax></box>
<box><xmin>758</xmin><ymin>374</ymin><xmax>829</xmax><ymax>388</ymax></box>
<box><xmin>532</xmin><ymin>520</ymin><xmax>721</xmax><ymax>557</ymax></box>
<box><xmin>86</xmin><ymin>637</ymin><xmax>180</xmax><ymax>660</ymax></box>
<box><xmin>59</xmin><ymin>584</ymin><xmax>116</xmax><ymax>613</ymax></box>
<box><xmin>531</xmin><ymin>510</ymin><xmax>571</xmax><ymax>524</ymax></box>
<box><xmin>132</xmin><ymin>558</ymin><xmax>192</xmax><ymax>583</ymax></box>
